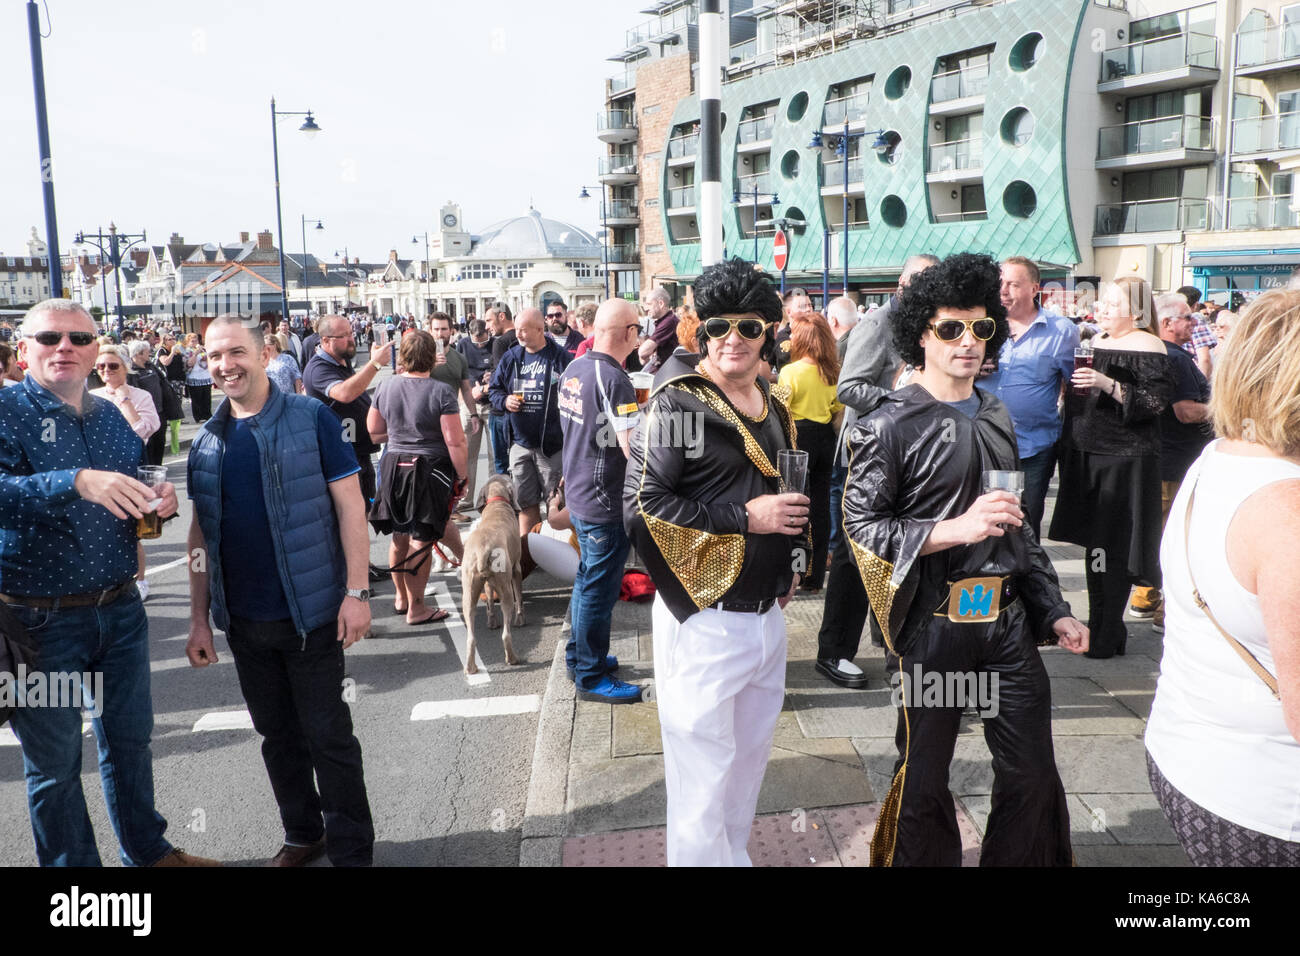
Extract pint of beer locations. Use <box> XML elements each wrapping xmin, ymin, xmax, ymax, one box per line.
<box><xmin>630</xmin><ymin>372</ymin><xmax>654</xmax><ymax>406</ymax></box>
<box><xmin>137</xmin><ymin>466</ymin><xmax>166</xmax><ymax>539</ymax></box>
<box><xmin>511</xmin><ymin>376</ymin><xmax>526</xmax><ymax>405</ymax></box>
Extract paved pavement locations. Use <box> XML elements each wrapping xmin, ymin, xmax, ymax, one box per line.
<box><xmin>521</xmin><ymin>487</ymin><xmax>1190</xmax><ymax>867</ymax></box>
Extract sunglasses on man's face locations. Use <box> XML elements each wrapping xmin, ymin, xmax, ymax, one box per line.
<box><xmin>95</xmin><ymin>362</ymin><xmax>123</xmax><ymax>371</ymax></box>
<box><xmin>28</xmin><ymin>330</ymin><xmax>97</xmax><ymax>347</ymax></box>
<box><xmin>546</xmin><ymin>313</ymin><xmax>565</xmax><ymax>321</ymax></box>
<box><xmin>704</xmin><ymin>317</ymin><xmax>768</xmax><ymax>340</ymax></box>
<box><xmin>927</xmin><ymin>317</ymin><xmax>997</xmax><ymax>343</ymax></box>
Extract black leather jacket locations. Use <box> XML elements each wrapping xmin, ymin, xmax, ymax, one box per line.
<box><xmin>842</xmin><ymin>384</ymin><xmax>1071</xmax><ymax>654</ymax></box>
<box><xmin>624</xmin><ymin>370</ymin><xmax>811</xmax><ymax>623</ymax></box>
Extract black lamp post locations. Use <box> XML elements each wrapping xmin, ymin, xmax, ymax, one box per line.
<box><xmin>270</xmin><ymin>98</ymin><xmax>321</xmax><ymax>320</ymax></box>
<box><xmin>412</xmin><ymin>233</ymin><xmax>432</xmax><ymax>320</ymax></box>
<box><xmin>732</xmin><ymin>182</ymin><xmax>778</xmax><ymax>264</ymax></box>
<box><xmin>300</xmin><ymin>216</ymin><xmax>323</xmax><ymax>319</ymax></box>
<box><xmin>578</xmin><ymin>186</ymin><xmax>610</xmax><ymax>299</ymax></box>
<box><xmin>808</xmin><ymin>123</ymin><xmax>889</xmax><ymax>298</ymax></box>
<box><xmin>74</xmin><ymin>223</ymin><xmax>146</xmax><ymax>335</ymax></box>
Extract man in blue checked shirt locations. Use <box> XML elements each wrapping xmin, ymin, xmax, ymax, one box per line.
<box><xmin>0</xmin><ymin>300</ymin><xmax>217</xmax><ymax>867</ymax></box>
<box><xmin>979</xmin><ymin>257</ymin><xmax>1080</xmax><ymax>539</ymax></box>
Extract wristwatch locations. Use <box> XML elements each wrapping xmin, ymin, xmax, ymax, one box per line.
<box><xmin>345</xmin><ymin>588</ymin><xmax>371</xmax><ymax>601</ymax></box>
<box><xmin>370</xmin><ymin>360</ymin><xmax>384</xmax><ymax>371</ymax></box>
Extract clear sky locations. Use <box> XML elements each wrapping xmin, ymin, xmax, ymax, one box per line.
<box><xmin>1</xmin><ymin>0</ymin><xmax>651</xmax><ymax>263</ymax></box>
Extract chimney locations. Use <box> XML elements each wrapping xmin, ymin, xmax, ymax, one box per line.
<box><xmin>257</xmin><ymin>230</ymin><xmax>274</xmax><ymax>251</ymax></box>
<box><xmin>353</xmin><ymin>257</ymin><xmax>360</xmax><ymax>266</ymax></box>
<box><xmin>169</xmin><ymin>232</ymin><xmax>184</xmax><ymax>245</ymax></box>
<box><xmin>240</xmin><ymin>231</ymin><xmax>250</xmax><ymax>244</ymax></box>
<box><xmin>389</xmin><ymin>249</ymin><xmax>398</xmax><ymax>262</ymax></box>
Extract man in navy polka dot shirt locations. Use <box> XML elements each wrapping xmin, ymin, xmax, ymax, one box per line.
<box><xmin>0</xmin><ymin>300</ymin><xmax>217</xmax><ymax>867</ymax></box>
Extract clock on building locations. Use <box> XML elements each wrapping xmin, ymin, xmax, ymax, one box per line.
<box><xmin>443</xmin><ymin>213</ymin><xmax>458</xmax><ymax>228</ymax></box>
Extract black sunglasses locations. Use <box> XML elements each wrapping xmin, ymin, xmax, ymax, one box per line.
<box><xmin>704</xmin><ymin>317</ymin><xmax>768</xmax><ymax>340</ymax></box>
<box><xmin>546</xmin><ymin>313</ymin><xmax>565</xmax><ymax>320</ymax></box>
<box><xmin>94</xmin><ymin>362</ymin><xmax>123</xmax><ymax>371</ymax></box>
<box><xmin>28</xmin><ymin>330</ymin><xmax>97</xmax><ymax>347</ymax></box>
<box><xmin>928</xmin><ymin>318</ymin><xmax>997</xmax><ymax>342</ymax></box>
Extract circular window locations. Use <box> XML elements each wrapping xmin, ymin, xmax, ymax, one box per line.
<box><xmin>875</xmin><ymin>130</ymin><xmax>902</xmax><ymax>165</ymax></box>
<box><xmin>1003</xmin><ymin>181</ymin><xmax>1038</xmax><ymax>218</ymax></box>
<box><xmin>881</xmin><ymin>195</ymin><xmax>907</xmax><ymax>228</ymax></box>
<box><xmin>885</xmin><ymin>65</ymin><xmax>912</xmax><ymax>100</ymax></box>
<box><xmin>1009</xmin><ymin>33</ymin><xmax>1044</xmax><ymax>72</ymax></box>
<box><xmin>781</xmin><ymin>206</ymin><xmax>806</xmax><ymax>230</ymax></box>
<box><xmin>1000</xmin><ymin>107</ymin><xmax>1035</xmax><ymax>147</ymax></box>
<box><xmin>786</xmin><ymin>92</ymin><xmax>809</xmax><ymax>122</ymax></box>
<box><xmin>780</xmin><ymin>149</ymin><xmax>801</xmax><ymax>179</ymax></box>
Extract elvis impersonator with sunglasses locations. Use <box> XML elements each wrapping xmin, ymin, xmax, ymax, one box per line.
<box><xmin>842</xmin><ymin>253</ymin><xmax>1090</xmax><ymax>866</ymax></box>
<box><xmin>625</xmin><ymin>258</ymin><xmax>811</xmax><ymax>866</ymax></box>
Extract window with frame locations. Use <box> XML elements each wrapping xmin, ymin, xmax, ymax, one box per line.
<box><xmin>505</xmin><ymin>262</ymin><xmax>534</xmax><ymax>279</ymax></box>
<box><xmin>457</xmin><ymin>264</ymin><xmax>501</xmax><ymax>280</ymax></box>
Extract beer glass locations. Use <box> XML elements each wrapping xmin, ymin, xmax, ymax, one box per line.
<box><xmin>777</xmin><ymin>449</ymin><xmax>809</xmax><ymax>496</ymax></box>
<box><xmin>511</xmin><ymin>376</ymin><xmax>526</xmax><ymax>406</ymax></box>
<box><xmin>629</xmin><ymin>372</ymin><xmax>653</xmax><ymax>406</ymax></box>
<box><xmin>982</xmin><ymin>470</ymin><xmax>1025</xmax><ymax>531</ymax></box>
<box><xmin>1072</xmin><ymin>346</ymin><xmax>1094</xmax><ymax>397</ymax></box>
<box><xmin>137</xmin><ymin>466</ymin><xmax>167</xmax><ymax>539</ymax></box>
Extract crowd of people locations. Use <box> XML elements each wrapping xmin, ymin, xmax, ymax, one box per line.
<box><xmin>0</xmin><ymin>249</ymin><xmax>1296</xmax><ymax>869</ymax></box>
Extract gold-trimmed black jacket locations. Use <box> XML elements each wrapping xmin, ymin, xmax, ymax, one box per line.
<box><xmin>623</xmin><ymin>371</ymin><xmax>812</xmax><ymax>623</ymax></box>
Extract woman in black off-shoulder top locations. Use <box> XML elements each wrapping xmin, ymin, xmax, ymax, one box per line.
<box><xmin>1049</xmin><ymin>277</ymin><xmax>1175</xmax><ymax>658</ymax></box>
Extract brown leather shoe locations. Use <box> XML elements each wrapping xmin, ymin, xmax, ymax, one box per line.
<box><xmin>151</xmin><ymin>848</ymin><xmax>221</xmax><ymax>867</ymax></box>
<box><xmin>268</xmin><ymin>838</ymin><xmax>327</xmax><ymax>867</ymax></box>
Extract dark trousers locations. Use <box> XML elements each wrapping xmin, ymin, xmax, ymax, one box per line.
<box><xmin>226</xmin><ymin>615</ymin><xmax>374</xmax><ymax>866</ymax></box>
<box><xmin>1084</xmin><ymin>560</ymin><xmax>1131</xmax><ymax>658</ymax></box>
<box><xmin>881</xmin><ymin>604</ymin><xmax>1072</xmax><ymax>866</ymax></box>
<box><xmin>1020</xmin><ymin>444</ymin><xmax>1057</xmax><ymax>541</ymax></box>
<box><xmin>828</xmin><ymin>446</ymin><xmax>848</xmax><ymax>557</ymax></box>
<box><xmin>795</xmin><ymin>419</ymin><xmax>836</xmax><ymax>590</ymax></box>
<box><xmin>353</xmin><ymin>447</ymin><xmax>376</xmax><ymax>505</ymax></box>
<box><xmin>189</xmin><ymin>384</ymin><xmax>212</xmax><ymax>422</ymax></box>
<box><xmin>816</xmin><ymin>532</ymin><xmax>873</xmax><ymax>662</ymax></box>
<box><xmin>145</xmin><ymin>428</ymin><xmax>166</xmax><ymax>466</ymax></box>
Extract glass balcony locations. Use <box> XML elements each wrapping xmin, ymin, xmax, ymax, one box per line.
<box><xmin>737</xmin><ymin>115</ymin><xmax>775</xmax><ymax>144</ymax></box>
<box><xmin>1097</xmin><ymin>115</ymin><xmax>1214</xmax><ymax>159</ymax></box>
<box><xmin>735</xmin><ymin>172</ymin><xmax>773</xmax><ymax>195</ymax></box>
<box><xmin>607</xmin><ymin>199</ymin><xmax>639</xmax><ymax>220</ymax></box>
<box><xmin>1094</xmin><ymin>197</ymin><xmax>1211</xmax><ymax>235</ymax></box>
<box><xmin>666</xmin><ymin>132</ymin><xmax>699</xmax><ymax>159</ymax></box>
<box><xmin>597</xmin><ymin>111</ymin><xmax>637</xmax><ymax>133</ymax></box>
<box><xmin>608</xmin><ymin>73</ymin><xmax>635</xmax><ymax>94</ymax></box>
<box><xmin>1227</xmin><ymin>195</ymin><xmax>1300</xmax><ymax>229</ymax></box>
<box><xmin>599</xmin><ymin>155</ymin><xmax>638</xmax><ymax>176</ymax></box>
<box><xmin>823</xmin><ymin>158</ymin><xmax>864</xmax><ymax>187</ymax></box>
<box><xmin>604</xmin><ymin>243</ymin><xmax>638</xmax><ymax>264</ymax></box>
<box><xmin>1231</xmin><ymin>112</ymin><xmax>1300</xmax><ymax>154</ymax></box>
<box><xmin>667</xmin><ymin>185</ymin><xmax>696</xmax><ymax>209</ymax></box>
<box><xmin>1099</xmin><ymin>32</ymin><xmax>1217</xmax><ymax>82</ymax></box>
<box><xmin>930</xmin><ymin>63</ymin><xmax>989</xmax><ymax>103</ymax></box>
<box><xmin>729</xmin><ymin>39</ymin><xmax>757</xmax><ymax>63</ymax></box>
<box><xmin>929</xmin><ymin>138</ymin><xmax>984</xmax><ymax>172</ymax></box>
<box><xmin>1236</xmin><ymin>24</ymin><xmax>1300</xmax><ymax>69</ymax></box>
<box><xmin>822</xmin><ymin>92</ymin><xmax>870</xmax><ymax>127</ymax></box>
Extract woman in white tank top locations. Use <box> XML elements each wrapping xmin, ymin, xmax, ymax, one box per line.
<box><xmin>1146</xmin><ymin>290</ymin><xmax>1300</xmax><ymax>865</ymax></box>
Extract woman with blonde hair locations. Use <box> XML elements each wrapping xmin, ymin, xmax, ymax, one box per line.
<box><xmin>776</xmin><ymin>314</ymin><xmax>842</xmax><ymax>591</ymax></box>
<box><xmin>1048</xmin><ymin>276</ymin><xmax>1174</xmax><ymax>657</ymax></box>
<box><xmin>1146</xmin><ymin>289</ymin><xmax>1300</xmax><ymax>864</ymax></box>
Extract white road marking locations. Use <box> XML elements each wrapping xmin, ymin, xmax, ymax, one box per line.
<box><xmin>410</xmin><ymin>695</ymin><xmax>541</xmax><ymax>721</ymax></box>
<box><xmin>425</xmin><ymin>579</ymin><xmax>491</xmax><ymax>685</ymax></box>
<box><xmin>1</xmin><ymin>720</ymin><xmax>93</xmax><ymax>746</ymax></box>
<box><xmin>144</xmin><ymin>555</ymin><xmax>189</xmax><ymax>577</ymax></box>
<box><xmin>192</xmin><ymin>709</ymin><xmax>254</xmax><ymax>732</ymax></box>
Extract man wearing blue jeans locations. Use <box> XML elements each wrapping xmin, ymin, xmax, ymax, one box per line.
<box><xmin>979</xmin><ymin>256</ymin><xmax>1079</xmax><ymax>539</ymax></box>
<box><xmin>486</xmin><ymin>304</ymin><xmax>516</xmax><ymax>476</ymax></box>
<box><xmin>559</xmin><ymin>299</ymin><xmax>644</xmax><ymax>703</ymax></box>
<box><xmin>0</xmin><ymin>300</ymin><xmax>217</xmax><ymax>867</ymax></box>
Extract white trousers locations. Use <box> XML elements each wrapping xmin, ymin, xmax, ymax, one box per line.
<box><xmin>653</xmin><ymin>595</ymin><xmax>787</xmax><ymax>866</ymax></box>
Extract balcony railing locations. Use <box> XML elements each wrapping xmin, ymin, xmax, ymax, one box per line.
<box><xmin>1227</xmin><ymin>195</ymin><xmax>1300</xmax><ymax>229</ymax></box>
<box><xmin>608</xmin><ymin>73</ymin><xmax>635</xmax><ymax>94</ymax></box>
<box><xmin>729</xmin><ymin>38</ymin><xmax>757</xmax><ymax>63</ymax></box>
<box><xmin>737</xmin><ymin>115</ymin><xmax>775</xmax><ymax>144</ymax></box>
<box><xmin>735</xmin><ymin>172</ymin><xmax>773</xmax><ymax>195</ymax></box>
<box><xmin>931</xmin><ymin>63</ymin><xmax>989</xmax><ymax>103</ymax></box>
<box><xmin>822</xmin><ymin>92</ymin><xmax>870</xmax><ymax>127</ymax></box>
<box><xmin>597</xmin><ymin>110</ymin><xmax>637</xmax><ymax>133</ymax></box>
<box><xmin>599</xmin><ymin>155</ymin><xmax>637</xmax><ymax>176</ymax></box>
<box><xmin>666</xmin><ymin>132</ymin><xmax>699</xmax><ymax>159</ymax></box>
<box><xmin>667</xmin><ymin>185</ymin><xmax>696</xmax><ymax>209</ymax></box>
<box><xmin>823</xmin><ymin>158</ymin><xmax>864</xmax><ymax>187</ymax></box>
<box><xmin>624</xmin><ymin>4</ymin><xmax>696</xmax><ymax>48</ymax></box>
<box><xmin>1094</xmin><ymin>197</ymin><xmax>1211</xmax><ymax>235</ymax></box>
<box><xmin>934</xmin><ymin>210</ymin><xmax>989</xmax><ymax>222</ymax></box>
<box><xmin>1100</xmin><ymin>32</ymin><xmax>1218</xmax><ymax>82</ymax></box>
<box><xmin>1097</xmin><ymin>115</ymin><xmax>1214</xmax><ymax>159</ymax></box>
<box><xmin>1236</xmin><ymin>24</ymin><xmax>1300</xmax><ymax>69</ymax></box>
<box><xmin>607</xmin><ymin>199</ymin><xmax>639</xmax><ymax>220</ymax></box>
<box><xmin>929</xmin><ymin>138</ymin><xmax>984</xmax><ymax>172</ymax></box>
<box><xmin>1232</xmin><ymin>111</ymin><xmax>1300</xmax><ymax>154</ymax></box>
<box><xmin>603</xmin><ymin>243</ymin><xmax>638</xmax><ymax>264</ymax></box>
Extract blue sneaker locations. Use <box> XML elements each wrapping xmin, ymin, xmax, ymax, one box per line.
<box><xmin>566</xmin><ymin>655</ymin><xmax>619</xmax><ymax>684</ymax></box>
<box><xmin>577</xmin><ymin>676</ymin><xmax>643</xmax><ymax>705</ymax></box>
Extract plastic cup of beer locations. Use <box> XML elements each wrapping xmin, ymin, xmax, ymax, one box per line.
<box><xmin>137</xmin><ymin>465</ymin><xmax>167</xmax><ymax>539</ymax></box>
<box><xmin>511</xmin><ymin>377</ymin><xmax>526</xmax><ymax>405</ymax></box>
<box><xmin>630</xmin><ymin>372</ymin><xmax>654</xmax><ymax>406</ymax></box>
<box><xmin>1072</xmin><ymin>346</ymin><xmax>1094</xmax><ymax>396</ymax></box>
<box><xmin>778</xmin><ymin>449</ymin><xmax>809</xmax><ymax>497</ymax></box>
<box><xmin>983</xmin><ymin>470</ymin><xmax>1024</xmax><ymax>531</ymax></box>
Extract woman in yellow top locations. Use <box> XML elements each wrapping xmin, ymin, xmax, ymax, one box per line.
<box><xmin>777</xmin><ymin>314</ymin><xmax>843</xmax><ymax>591</ymax></box>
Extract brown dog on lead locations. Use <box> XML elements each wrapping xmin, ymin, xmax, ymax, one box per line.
<box><xmin>461</xmin><ymin>473</ymin><xmax>525</xmax><ymax>675</ymax></box>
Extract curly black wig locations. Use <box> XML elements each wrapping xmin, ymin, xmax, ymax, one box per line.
<box><xmin>691</xmin><ymin>257</ymin><xmax>782</xmax><ymax>362</ymax></box>
<box><xmin>891</xmin><ymin>252</ymin><xmax>1009</xmax><ymax>369</ymax></box>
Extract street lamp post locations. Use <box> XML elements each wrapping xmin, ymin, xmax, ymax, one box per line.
<box><xmin>75</xmin><ymin>223</ymin><xmax>145</xmax><ymax>334</ymax></box>
<box><xmin>731</xmin><ymin>182</ymin><xmax>778</xmax><ymax>265</ymax></box>
<box><xmin>578</xmin><ymin>186</ymin><xmax>610</xmax><ymax>299</ymax></box>
<box><xmin>300</xmin><ymin>216</ymin><xmax>323</xmax><ymax>320</ymax></box>
<box><xmin>270</xmin><ymin>98</ymin><xmax>321</xmax><ymax>320</ymax></box>
<box><xmin>808</xmin><ymin>124</ymin><xmax>888</xmax><ymax>299</ymax></box>
<box><xmin>412</xmin><ymin>233</ymin><xmax>432</xmax><ymax>321</ymax></box>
